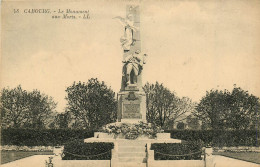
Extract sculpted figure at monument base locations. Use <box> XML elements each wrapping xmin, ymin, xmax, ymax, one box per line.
<box><xmin>122</xmin><ymin>50</ymin><xmax>147</xmax><ymax>86</ymax></box>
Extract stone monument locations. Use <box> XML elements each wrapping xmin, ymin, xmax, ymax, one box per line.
<box><xmin>51</xmin><ymin>5</ymin><xmax>182</xmax><ymax>167</ymax></box>
<box><xmin>115</xmin><ymin>6</ymin><xmax>147</xmax><ymax>123</ymax></box>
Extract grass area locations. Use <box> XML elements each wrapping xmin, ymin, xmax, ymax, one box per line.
<box><xmin>1</xmin><ymin>151</ymin><xmax>53</xmax><ymax>164</ymax></box>
<box><xmin>214</xmin><ymin>152</ymin><xmax>260</xmax><ymax>164</ymax></box>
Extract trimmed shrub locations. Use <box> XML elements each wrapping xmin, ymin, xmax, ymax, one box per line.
<box><xmin>1</xmin><ymin>129</ymin><xmax>94</xmax><ymax>146</ymax></box>
<box><xmin>165</xmin><ymin>130</ymin><xmax>259</xmax><ymax>147</ymax></box>
<box><xmin>212</xmin><ymin>130</ymin><xmax>259</xmax><ymax>147</ymax></box>
<box><xmin>62</xmin><ymin>139</ymin><xmax>114</xmax><ymax>160</ymax></box>
<box><xmin>151</xmin><ymin>141</ymin><xmax>203</xmax><ymax>160</ymax></box>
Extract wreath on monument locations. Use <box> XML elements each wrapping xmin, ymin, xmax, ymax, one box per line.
<box><xmin>100</xmin><ymin>122</ymin><xmax>163</xmax><ymax>140</ymax></box>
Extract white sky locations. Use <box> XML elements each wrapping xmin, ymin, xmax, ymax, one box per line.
<box><xmin>1</xmin><ymin>0</ymin><xmax>260</xmax><ymax>112</ymax></box>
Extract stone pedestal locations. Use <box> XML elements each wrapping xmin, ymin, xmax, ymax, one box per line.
<box><xmin>117</xmin><ymin>85</ymin><xmax>146</xmax><ymax>123</ymax></box>
<box><xmin>205</xmin><ymin>147</ymin><xmax>215</xmax><ymax>167</ymax></box>
<box><xmin>116</xmin><ymin>5</ymin><xmax>147</xmax><ymax>124</ymax></box>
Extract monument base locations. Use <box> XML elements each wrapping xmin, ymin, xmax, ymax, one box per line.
<box><xmin>84</xmin><ymin>131</ymin><xmax>181</xmax><ymax>167</ymax></box>
<box><xmin>85</xmin><ymin>132</ymin><xmax>181</xmax><ymax>142</ymax></box>
<box><xmin>117</xmin><ymin>90</ymin><xmax>146</xmax><ymax>122</ymax></box>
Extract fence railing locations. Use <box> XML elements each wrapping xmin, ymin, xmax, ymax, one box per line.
<box><xmin>47</xmin><ymin>143</ymin><xmax>215</xmax><ymax>167</ymax></box>
<box><xmin>146</xmin><ymin>143</ymin><xmax>215</xmax><ymax>167</ymax></box>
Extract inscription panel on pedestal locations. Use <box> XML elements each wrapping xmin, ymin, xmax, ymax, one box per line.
<box><xmin>123</xmin><ymin>104</ymin><xmax>141</xmax><ymax>119</ymax></box>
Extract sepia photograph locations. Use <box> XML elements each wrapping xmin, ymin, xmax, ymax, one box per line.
<box><xmin>1</xmin><ymin>0</ymin><xmax>260</xmax><ymax>167</ymax></box>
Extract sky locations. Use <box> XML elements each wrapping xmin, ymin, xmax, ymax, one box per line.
<box><xmin>1</xmin><ymin>0</ymin><xmax>260</xmax><ymax>112</ymax></box>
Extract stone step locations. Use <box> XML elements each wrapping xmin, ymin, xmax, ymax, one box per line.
<box><xmin>118</xmin><ymin>152</ymin><xmax>146</xmax><ymax>157</ymax></box>
<box><xmin>117</xmin><ymin>141</ymin><xmax>147</xmax><ymax>147</ymax></box>
<box><xmin>117</xmin><ymin>139</ymin><xmax>148</xmax><ymax>144</ymax></box>
<box><xmin>118</xmin><ymin>146</ymin><xmax>146</xmax><ymax>152</ymax></box>
<box><xmin>117</xmin><ymin>162</ymin><xmax>146</xmax><ymax>167</ymax></box>
<box><xmin>118</xmin><ymin>157</ymin><xmax>146</xmax><ymax>163</ymax></box>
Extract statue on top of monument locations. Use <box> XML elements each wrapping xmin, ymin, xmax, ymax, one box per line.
<box><xmin>122</xmin><ymin>50</ymin><xmax>147</xmax><ymax>85</ymax></box>
<box><xmin>114</xmin><ymin>14</ymin><xmax>139</xmax><ymax>52</ymax></box>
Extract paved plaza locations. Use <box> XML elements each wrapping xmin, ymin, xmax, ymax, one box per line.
<box><xmin>1</xmin><ymin>155</ymin><xmax>259</xmax><ymax>167</ymax></box>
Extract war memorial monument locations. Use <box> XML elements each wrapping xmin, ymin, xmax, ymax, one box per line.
<box><xmin>82</xmin><ymin>5</ymin><xmax>182</xmax><ymax>167</ymax></box>
<box><xmin>51</xmin><ymin>5</ymin><xmax>214</xmax><ymax>167</ymax></box>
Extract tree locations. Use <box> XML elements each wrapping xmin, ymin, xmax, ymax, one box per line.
<box><xmin>186</xmin><ymin>115</ymin><xmax>200</xmax><ymax>130</ymax></box>
<box><xmin>144</xmin><ymin>82</ymin><xmax>176</xmax><ymax>127</ymax></box>
<box><xmin>176</xmin><ymin>122</ymin><xmax>185</xmax><ymax>130</ymax></box>
<box><xmin>195</xmin><ymin>86</ymin><xmax>259</xmax><ymax>130</ymax></box>
<box><xmin>65</xmin><ymin>78</ymin><xmax>117</xmax><ymax>130</ymax></box>
<box><xmin>0</xmin><ymin>85</ymin><xmax>57</xmax><ymax>128</ymax></box>
<box><xmin>144</xmin><ymin>82</ymin><xmax>193</xmax><ymax>128</ymax></box>
<box><xmin>171</xmin><ymin>97</ymin><xmax>196</xmax><ymax>127</ymax></box>
<box><xmin>26</xmin><ymin>90</ymin><xmax>57</xmax><ymax>128</ymax></box>
<box><xmin>50</xmin><ymin>112</ymin><xmax>71</xmax><ymax>129</ymax></box>
<box><xmin>1</xmin><ymin>86</ymin><xmax>29</xmax><ymax>128</ymax></box>
<box><xmin>226</xmin><ymin>87</ymin><xmax>259</xmax><ymax>129</ymax></box>
<box><xmin>195</xmin><ymin>89</ymin><xmax>228</xmax><ymax>130</ymax></box>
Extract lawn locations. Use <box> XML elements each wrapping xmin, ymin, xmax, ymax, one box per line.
<box><xmin>1</xmin><ymin>151</ymin><xmax>53</xmax><ymax>164</ymax></box>
<box><xmin>214</xmin><ymin>152</ymin><xmax>260</xmax><ymax>164</ymax></box>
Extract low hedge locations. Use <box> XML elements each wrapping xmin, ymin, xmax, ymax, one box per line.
<box><xmin>165</xmin><ymin>130</ymin><xmax>259</xmax><ymax>147</ymax></box>
<box><xmin>1</xmin><ymin>128</ymin><xmax>259</xmax><ymax>147</ymax></box>
<box><xmin>62</xmin><ymin>140</ymin><xmax>114</xmax><ymax>160</ymax></box>
<box><xmin>1</xmin><ymin>129</ymin><xmax>94</xmax><ymax>146</ymax></box>
<box><xmin>151</xmin><ymin>141</ymin><xmax>203</xmax><ymax>160</ymax></box>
